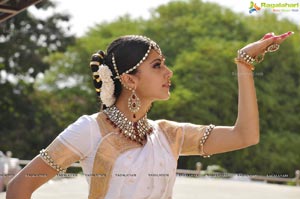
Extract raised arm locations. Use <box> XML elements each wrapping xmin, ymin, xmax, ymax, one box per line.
<box><xmin>201</xmin><ymin>31</ymin><xmax>294</xmax><ymax>156</ymax></box>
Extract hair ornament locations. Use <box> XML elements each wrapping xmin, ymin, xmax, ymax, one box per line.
<box><xmin>112</xmin><ymin>35</ymin><xmax>161</xmax><ymax>80</ymax></box>
<box><xmin>98</xmin><ymin>64</ymin><xmax>116</xmax><ymax>107</ymax></box>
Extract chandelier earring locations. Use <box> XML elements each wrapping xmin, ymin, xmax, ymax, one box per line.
<box><xmin>128</xmin><ymin>88</ymin><xmax>141</xmax><ymax>119</ymax></box>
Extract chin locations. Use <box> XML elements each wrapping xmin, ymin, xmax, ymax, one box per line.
<box><xmin>157</xmin><ymin>93</ymin><xmax>171</xmax><ymax>101</ymax></box>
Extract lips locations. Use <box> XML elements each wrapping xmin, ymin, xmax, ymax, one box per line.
<box><xmin>162</xmin><ymin>80</ymin><xmax>171</xmax><ymax>88</ymax></box>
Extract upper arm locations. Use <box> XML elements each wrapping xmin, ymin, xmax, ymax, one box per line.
<box><xmin>58</xmin><ymin>115</ymin><xmax>100</xmax><ymax>159</ymax></box>
<box><xmin>6</xmin><ymin>155</ymin><xmax>58</xmax><ymax>199</ymax></box>
<box><xmin>201</xmin><ymin>126</ymin><xmax>246</xmax><ymax>155</ymax></box>
<box><xmin>181</xmin><ymin>124</ymin><xmax>253</xmax><ymax>156</ymax></box>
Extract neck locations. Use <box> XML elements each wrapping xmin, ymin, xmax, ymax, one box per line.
<box><xmin>114</xmin><ymin>93</ymin><xmax>152</xmax><ymax>122</ymax></box>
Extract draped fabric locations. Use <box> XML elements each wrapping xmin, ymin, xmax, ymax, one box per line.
<box><xmin>42</xmin><ymin>113</ymin><xmax>208</xmax><ymax>199</ymax></box>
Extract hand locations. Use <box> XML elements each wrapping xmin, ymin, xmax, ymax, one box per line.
<box><xmin>240</xmin><ymin>31</ymin><xmax>294</xmax><ymax>59</ymax></box>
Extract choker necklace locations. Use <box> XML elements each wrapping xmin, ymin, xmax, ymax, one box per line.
<box><xmin>103</xmin><ymin>105</ymin><xmax>153</xmax><ymax>145</ymax></box>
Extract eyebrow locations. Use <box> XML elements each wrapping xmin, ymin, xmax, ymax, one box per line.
<box><xmin>150</xmin><ymin>56</ymin><xmax>165</xmax><ymax>64</ymax></box>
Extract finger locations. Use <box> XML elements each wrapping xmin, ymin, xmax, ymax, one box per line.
<box><xmin>273</xmin><ymin>31</ymin><xmax>294</xmax><ymax>44</ymax></box>
<box><xmin>261</xmin><ymin>32</ymin><xmax>275</xmax><ymax>40</ymax></box>
<box><xmin>261</xmin><ymin>31</ymin><xmax>294</xmax><ymax>47</ymax></box>
<box><xmin>261</xmin><ymin>35</ymin><xmax>278</xmax><ymax>47</ymax></box>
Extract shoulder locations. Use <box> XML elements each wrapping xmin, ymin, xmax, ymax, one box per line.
<box><xmin>153</xmin><ymin>119</ymin><xmax>185</xmax><ymax>133</ymax></box>
<box><xmin>151</xmin><ymin>119</ymin><xmax>186</xmax><ymax>159</ymax></box>
<box><xmin>71</xmin><ymin>113</ymin><xmax>98</xmax><ymax>127</ymax></box>
<box><xmin>61</xmin><ymin>113</ymin><xmax>99</xmax><ymax>134</ymax></box>
<box><xmin>57</xmin><ymin>113</ymin><xmax>101</xmax><ymax>158</ymax></box>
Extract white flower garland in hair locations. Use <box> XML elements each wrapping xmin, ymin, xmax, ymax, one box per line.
<box><xmin>98</xmin><ymin>64</ymin><xmax>116</xmax><ymax>107</ymax></box>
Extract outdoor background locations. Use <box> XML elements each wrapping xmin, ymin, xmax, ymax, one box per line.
<box><xmin>1</xmin><ymin>0</ymin><xmax>300</xmax><ymax>179</ymax></box>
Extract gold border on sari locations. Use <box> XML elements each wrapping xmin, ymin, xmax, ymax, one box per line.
<box><xmin>88</xmin><ymin>113</ymin><xmax>142</xmax><ymax>199</ymax></box>
<box><xmin>157</xmin><ymin>119</ymin><xmax>184</xmax><ymax>160</ymax></box>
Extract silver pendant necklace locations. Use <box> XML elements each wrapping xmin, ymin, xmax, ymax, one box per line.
<box><xmin>103</xmin><ymin>105</ymin><xmax>153</xmax><ymax>145</ymax></box>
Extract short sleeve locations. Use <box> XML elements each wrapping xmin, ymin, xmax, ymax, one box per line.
<box><xmin>157</xmin><ymin>120</ymin><xmax>208</xmax><ymax>156</ymax></box>
<box><xmin>57</xmin><ymin>115</ymin><xmax>100</xmax><ymax>159</ymax></box>
<box><xmin>40</xmin><ymin>114</ymin><xmax>101</xmax><ymax>172</ymax></box>
<box><xmin>181</xmin><ymin>123</ymin><xmax>207</xmax><ymax>155</ymax></box>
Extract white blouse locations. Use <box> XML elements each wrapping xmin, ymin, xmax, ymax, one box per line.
<box><xmin>57</xmin><ymin>114</ymin><xmax>179</xmax><ymax>199</ymax></box>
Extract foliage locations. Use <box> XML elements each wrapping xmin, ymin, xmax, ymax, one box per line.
<box><xmin>0</xmin><ymin>0</ymin><xmax>75</xmax><ymax>159</ymax></box>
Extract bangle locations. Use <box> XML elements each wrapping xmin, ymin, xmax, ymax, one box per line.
<box><xmin>237</xmin><ymin>49</ymin><xmax>266</xmax><ymax>64</ymax></box>
<box><xmin>200</xmin><ymin>124</ymin><xmax>215</xmax><ymax>158</ymax></box>
<box><xmin>234</xmin><ymin>58</ymin><xmax>255</xmax><ymax>71</ymax></box>
<box><xmin>237</xmin><ymin>50</ymin><xmax>255</xmax><ymax>64</ymax></box>
<box><xmin>40</xmin><ymin>149</ymin><xmax>66</xmax><ymax>173</ymax></box>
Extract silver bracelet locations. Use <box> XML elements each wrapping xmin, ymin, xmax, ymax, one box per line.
<box><xmin>40</xmin><ymin>149</ymin><xmax>66</xmax><ymax>173</ymax></box>
<box><xmin>200</xmin><ymin>124</ymin><xmax>215</xmax><ymax>158</ymax></box>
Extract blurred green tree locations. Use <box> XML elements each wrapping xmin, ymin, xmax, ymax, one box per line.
<box><xmin>0</xmin><ymin>0</ymin><xmax>75</xmax><ymax>158</ymax></box>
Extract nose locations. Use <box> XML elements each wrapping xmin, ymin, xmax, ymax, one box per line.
<box><xmin>165</xmin><ymin>65</ymin><xmax>173</xmax><ymax>79</ymax></box>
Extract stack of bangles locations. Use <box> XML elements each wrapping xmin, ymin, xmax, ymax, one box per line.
<box><xmin>234</xmin><ymin>43</ymin><xmax>280</xmax><ymax>71</ymax></box>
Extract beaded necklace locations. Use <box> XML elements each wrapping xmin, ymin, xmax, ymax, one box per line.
<box><xmin>103</xmin><ymin>105</ymin><xmax>153</xmax><ymax>145</ymax></box>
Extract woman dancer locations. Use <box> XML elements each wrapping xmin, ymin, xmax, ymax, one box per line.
<box><xmin>7</xmin><ymin>31</ymin><xmax>293</xmax><ymax>199</ymax></box>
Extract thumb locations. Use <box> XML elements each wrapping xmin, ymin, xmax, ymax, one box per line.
<box><xmin>261</xmin><ymin>32</ymin><xmax>275</xmax><ymax>40</ymax></box>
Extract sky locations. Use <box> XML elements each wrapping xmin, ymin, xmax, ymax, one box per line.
<box><xmin>29</xmin><ymin>0</ymin><xmax>300</xmax><ymax>36</ymax></box>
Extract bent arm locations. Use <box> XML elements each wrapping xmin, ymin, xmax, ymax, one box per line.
<box><xmin>180</xmin><ymin>62</ymin><xmax>259</xmax><ymax>156</ymax></box>
<box><xmin>198</xmin><ymin>32</ymin><xmax>293</xmax><ymax>156</ymax></box>
<box><xmin>203</xmin><ymin>62</ymin><xmax>259</xmax><ymax>156</ymax></box>
<box><xmin>6</xmin><ymin>155</ymin><xmax>58</xmax><ymax>199</ymax></box>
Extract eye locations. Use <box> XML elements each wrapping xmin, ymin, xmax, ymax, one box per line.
<box><xmin>153</xmin><ymin>62</ymin><xmax>161</xmax><ymax>68</ymax></box>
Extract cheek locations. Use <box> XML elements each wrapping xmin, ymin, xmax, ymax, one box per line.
<box><xmin>138</xmin><ymin>78</ymin><xmax>161</xmax><ymax>95</ymax></box>
<box><xmin>136</xmin><ymin>71</ymin><xmax>165</xmax><ymax>96</ymax></box>
<box><xmin>140</xmin><ymin>80</ymin><xmax>157</xmax><ymax>91</ymax></box>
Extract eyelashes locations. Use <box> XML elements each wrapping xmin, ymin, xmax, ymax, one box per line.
<box><xmin>151</xmin><ymin>56</ymin><xmax>166</xmax><ymax>69</ymax></box>
<box><xmin>153</xmin><ymin>62</ymin><xmax>162</xmax><ymax>68</ymax></box>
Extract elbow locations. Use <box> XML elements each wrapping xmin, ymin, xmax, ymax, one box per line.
<box><xmin>234</xmin><ymin>125</ymin><xmax>260</xmax><ymax>147</ymax></box>
<box><xmin>243</xmin><ymin>129</ymin><xmax>260</xmax><ymax>147</ymax></box>
<box><xmin>249</xmin><ymin>135</ymin><xmax>260</xmax><ymax>146</ymax></box>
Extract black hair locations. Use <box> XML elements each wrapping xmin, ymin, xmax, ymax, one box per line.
<box><xmin>89</xmin><ymin>35</ymin><xmax>156</xmax><ymax>107</ymax></box>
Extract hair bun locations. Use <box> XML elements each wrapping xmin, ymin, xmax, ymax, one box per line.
<box><xmin>90</xmin><ymin>50</ymin><xmax>106</xmax><ymax>98</ymax></box>
<box><xmin>91</xmin><ymin>50</ymin><xmax>105</xmax><ymax>62</ymax></box>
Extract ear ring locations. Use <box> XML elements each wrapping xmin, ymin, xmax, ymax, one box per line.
<box><xmin>128</xmin><ymin>88</ymin><xmax>141</xmax><ymax>119</ymax></box>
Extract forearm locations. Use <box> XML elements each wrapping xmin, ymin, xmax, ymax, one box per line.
<box><xmin>234</xmin><ymin>63</ymin><xmax>259</xmax><ymax>145</ymax></box>
<box><xmin>6</xmin><ymin>156</ymin><xmax>58</xmax><ymax>199</ymax></box>
<box><xmin>232</xmin><ymin>31</ymin><xmax>293</xmax><ymax>145</ymax></box>
<box><xmin>6</xmin><ymin>180</ymin><xmax>33</xmax><ymax>199</ymax></box>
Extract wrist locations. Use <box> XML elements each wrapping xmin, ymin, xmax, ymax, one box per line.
<box><xmin>235</xmin><ymin>50</ymin><xmax>255</xmax><ymax>71</ymax></box>
<box><xmin>237</xmin><ymin>50</ymin><xmax>255</xmax><ymax>64</ymax></box>
<box><xmin>234</xmin><ymin>58</ymin><xmax>255</xmax><ymax>71</ymax></box>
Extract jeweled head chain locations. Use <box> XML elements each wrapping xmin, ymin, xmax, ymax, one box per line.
<box><xmin>111</xmin><ymin>35</ymin><xmax>162</xmax><ymax>80</ymax></box>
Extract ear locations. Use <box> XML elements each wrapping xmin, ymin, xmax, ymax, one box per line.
<box><xmin>120</xmin><ymin>74</ymin><xmax>138</xmax><ymax>89</ymax></box>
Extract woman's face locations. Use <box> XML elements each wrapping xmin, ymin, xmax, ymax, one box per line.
<box><xmin>134</xmin><ymin>49</ymin><xmax>173</xmax><ymax>102</ymax></box>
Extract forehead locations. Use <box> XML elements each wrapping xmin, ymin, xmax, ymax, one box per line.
<box><xmin>146</xmin><ymin>49</ymin><xmax>164</xmax><ymax>61</ymax></box>
<box><xmin>135</xmin><ymin>49</ymin><xmax>164</xmax><ymax>72</ymax></box>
